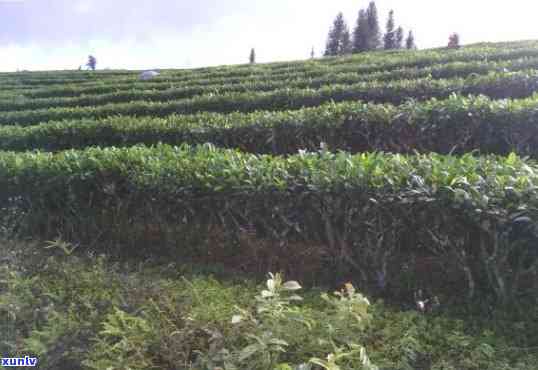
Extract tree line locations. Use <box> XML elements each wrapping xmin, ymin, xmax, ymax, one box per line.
<box><xmin>324</xmin><ymin>1</ymin><xmax>416</xmax><ymax>57</ymax></box>
<box><xmin>80</xmin><ymin>2</ymin><xmax>459</xmax><ymax>68</ymax></box>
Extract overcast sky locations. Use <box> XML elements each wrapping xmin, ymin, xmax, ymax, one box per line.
<box><xmin>1</xmin><ymin>0</ymin><xmax>538</xmax><ymax>72</ymax></box>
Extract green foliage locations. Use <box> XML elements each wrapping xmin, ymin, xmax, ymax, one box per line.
<box><xmin>352</xmin><ymin>9</ymin><xmax>369</xmax><ymax>53</ymax></box>
<box><xmin>383</xmin><ymin>10</ymin><xmax>396</xmax><ymax>50</ymax></box>
<box><xmin>195</xmin><ymin>273</ymin><xmax>377</xmax><ymax>370</ymax></box>
<box><xmin>3</xmin><ymin>37</ymin><xmax>538</xmax><ymax>370</ymax></box>
<box><xmin>325</xmin><ymin>13</ymin><xmax>352</xmax><ymax>56</ymax></box>
<box><xmin>396</xmin><ymin>26</ymin><xmax>404</xmax><ymax>49</ymax></box>
<box><xmin>310</xmin><ymin>345</ymin><xmax>377</xmax><ymax>370</ymax></box>
<box><xmin>4</xmin><ymin>45</ymin><xmax>538</xmax><ymax>114</ymax></box>
<box><xmin>6</xmin><ymin>93</ymin><xmax>538</xmax><ymax>158</ymax></box>
<box><xmin>406</xmin><ymin>30</ymin><xmax>416</xmax><ymax>50</ymax></box>
<box><xmin>5</xmin><ymin>60</ymin><xmax>536</xmax><ymax>120</ymax></box>
<box><xmin>2</xmin><ymin>241</ymin><xmax>535</xmax><ymax>369</ymax></box>
<box><xmin>365</xmin><ymin>1</ymin><xmax>381</xmax><ymax>50</ymax></box>
<box><xmin>3</xmin><ymin>69</ymin><xmax>538</xmax><ymax>127</ymax></box>
<box><xmin>0</xmin><ymin>241</ymin><xmax>121</xmax><ymax>369</ymax></box>
<box><xmin>2</xmin><ymin>40</ymin><xmax>538</xmax><ymax>94</ymax></box>
<box><xmin>2</xmin><ymin>43</ymin><xmax>536</xmax><ymax>102</ymax></box>
<box><xmin>1</xmin><ymin>144</ymin><xmax>538</xmax><ymax>299</ymax></box>
<box><xmin>83</xmin><ymin>308</ymin><xmax>157</xmax><ymax>370</ymax></box>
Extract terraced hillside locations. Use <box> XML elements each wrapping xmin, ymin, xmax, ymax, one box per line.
<box><xmin>2</xmin><ymin>40</ymin><xmax>538</xmax><ymax>292</ymax></box>
<box><xmin>1</xmin><ymin>40</ymin><xmax>538</xmax><ymax>370</ymax></box>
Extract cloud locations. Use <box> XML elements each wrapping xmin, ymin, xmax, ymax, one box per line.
<box><xmin>74</xmin><ymin>0</ymin><xmax>92</xmax><ymax>14</ymax></box>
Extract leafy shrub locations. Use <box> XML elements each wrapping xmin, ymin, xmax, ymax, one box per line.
<box><xmin>6</xmin><ymin>94</ymin><xmax>538</xmax><ymax>159</ymax></box>
<box><xmin>2</xmin><ymin>145</ymin><xmax>538</xmax><ymax>301</ymax></box>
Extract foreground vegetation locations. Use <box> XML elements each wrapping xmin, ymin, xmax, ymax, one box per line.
<box><xmin>1</xmin><ymin>145</ymin><xmax>537</xmax><ymax>305</ymax></box>
<box><xmin>1</xmin><ymin>240</ymin><xmax>537</xmax><ymax>370</ymax></box>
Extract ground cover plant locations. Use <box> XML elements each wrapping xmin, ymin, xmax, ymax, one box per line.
<box><xmin>1</xmin><ymin>239</ymin><xmax>537</xmax><ymax>370</ymax></box>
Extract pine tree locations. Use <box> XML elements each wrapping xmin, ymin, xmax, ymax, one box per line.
<box><xmin>310</xmin><ymin>46</ymin><xmax>315</xmax><ymax>59</ymax></box>
<box><xmin>324</xmin><ymin>12</ymin><xmax>351</xmax><ymax>56</ymax></box>
<box><xmin>383</xmin><ymin>10</ymin><xmax>396</xmax><ymax>50</ymax></box>
<box><xmin>365</xmin><ymin>1</ymin><xmax>381</xmax><ymax>50</ymax></box>
<box><xmin>396</xmin><ymin>26</ymin><xmax>404</xmax><ymax>49</ymax></box>
<box><xmin>325</xmin><ymin>13</ymin><xmax>342</xmax><ymax>56</ymax></box>
<box><xmin>249</xmin><ymin>48</ymin><xmax>256</xmax><ymax>64</ymax></box>
<box><xmin>406</xmin><ymin>30</ymin><xmax>416</xmax><ymax>50</ymax></box>
<box><xmin>352</xmin><ymin>9</ymin><xmax>369</xmax><ymax>53</ymax></box>
<box><xmin>341</xmin><ymin>28</ymin><xmax>352</xmax><ymax>55</ymax></box>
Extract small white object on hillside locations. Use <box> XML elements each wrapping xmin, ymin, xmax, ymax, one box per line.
<box><xmin>139</xmin><ymin>70</ymin><xmax>160</xmax><ymax>80</ymax></box>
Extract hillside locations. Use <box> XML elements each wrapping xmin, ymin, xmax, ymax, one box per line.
<box><xmin>1</xmin><ymin>41</ymin><xmax>538</xmax><ymax>370</ymax></box>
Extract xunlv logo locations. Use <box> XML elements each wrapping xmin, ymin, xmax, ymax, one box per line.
<box><xmin>1</xmin><ymin>356</ymin><xmax>38</xmax><ymax>367</ymax></box>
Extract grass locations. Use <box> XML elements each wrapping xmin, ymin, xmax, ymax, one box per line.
<box><xmin>1</xmin><ymin>239</ymin><xmax>537</xmax><ymax>370</ymax></box>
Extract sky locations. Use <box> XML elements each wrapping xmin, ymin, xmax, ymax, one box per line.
<box><xmin>1</xmin><ymin>0</ymin><xmax>538</xmax><ymax>72</ymax></box>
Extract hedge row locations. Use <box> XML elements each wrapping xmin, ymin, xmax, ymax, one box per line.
<box><xmin>5</xmin><ymin>55</ymin><xmax>538</xmax><ymax>104</ymax></box>
<box><xmin>0</xmin><ymin>74</ymin><xmax>136</xmax><ymax>88</ymax></box>
<box><xmin>0</xmin><ymin>69</ymin><xmax>136</xmax><ymax>79</ymax></box>
<box><xmin>1</xmin><ymin>143</ymin><xmax>534</xmax><ymax>209</ymax></box>
<box><xmin>3</xmin><ymin>94</ymin><xmax>538</xmax><ymax>157</ymax></box>
<box><xmin>4</xmin><ymin>58</ymin><xmax>496</xmax><ymax>99</ymax></box>
<box><xmin>319</xmin><ymin>41</ymin><xmax>538</xmax><ymax>66</ymax></box>
<box><xmin>3</xmin><ymin>42</ymin><xmax>538</xmax><ymax>92</ymax></box>
<box><xmin>0</xmin><ymin>58</ymin><xmax>489</xmax><ymax>99</ymax></box>
<box><xmin>0</xmin><ymin>70</ymin><xmax>142</xmax><ymax>86</ymax></box>
<box><xmin>2</xmin><ymin>70</ymin><xmax>538</xmax><ymax>127</ymax></box>
<box><xmin>1</xmin><ymin>144</ymin><xmax>537</xmax><ymax>301</ymax></box>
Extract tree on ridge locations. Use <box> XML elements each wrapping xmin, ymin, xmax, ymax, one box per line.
<box><xmin>324</xmin><ymin>12</ymin><xmax>352</xmax><ymax>56</ymax></box>
<box><xmin>365</xmin><ymin>1</ymin><xmax>381</xmax><ymax>50</ymax></box>
<box><xmin>352</xmin><ymin>9</ymin><xmax>369</xmax><ymax>53</ymax></box>
<box><xmin>406</xmin><ymin>30</ymin><xmax>416</xmax><ymax>50</ymax></box>
<box><xmin>396</xmin><ymin>26</ymin><xmax>404</xmax><ymax>49</ymax></box>
<box><xmin>383</xmin><ymin>10</ymin><xmax>396</xmax><ymax>50</ymax></box>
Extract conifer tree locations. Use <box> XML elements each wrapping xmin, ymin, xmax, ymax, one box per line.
<box><xmin>352</xmin><ymin>9</ymin><xmax>369</xmax><ymax>53</ymax></box>
<box><xmin>310</xmin><ymin>46</ymin><xmax>315</xmax><ymax>59</ymax></box>
<box><xmin>365</xmin><ymin>1</ymin><xmax>381</xmax><ymax>50</ymax></box>
<box><xmin>396</xmin><ymin>26</ymin><xmax>404</xmax><ymax>49</ymax></box>
<box><xmin>341</xmin><ymin>27</ymin><xmax>352</xmax><ymax>55</ymax></box>
<box><xmin>406</xmin><ymin>30</ymin><xmax>416</xmax><ymax>50</ymax></box>
<box><xmin>383</xmin><ymin>10</ymin><xmax>396</xmax><ymax>50</ymax></box>
<box><xmin>324</xmin><ymin>12</ymin><xmax>351</xmax><ymax>56</ymax></box>
<box><xmin>249</xmin><ymin>48</ymin><xmax>256</xmax><ymax>64</ymax></box>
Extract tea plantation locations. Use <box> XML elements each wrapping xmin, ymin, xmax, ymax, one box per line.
<box><xmin>1</xmin><ymin>41</ymin><xmax>538</xmax><ymax>370</ymax></box>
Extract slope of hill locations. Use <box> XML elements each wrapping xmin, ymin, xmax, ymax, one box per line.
<box><xmin>1</xmin><ymin>40</ymin><xmax>538</xmax><ymax>370</ymax></box>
